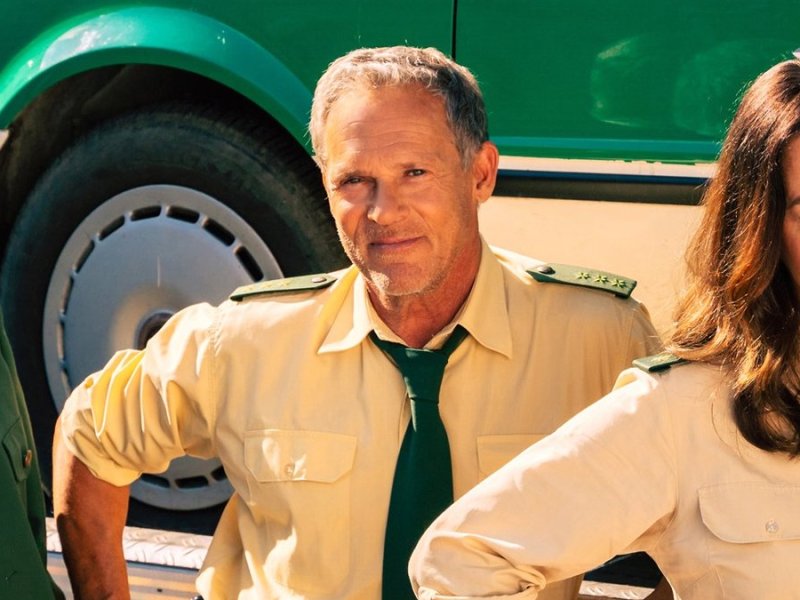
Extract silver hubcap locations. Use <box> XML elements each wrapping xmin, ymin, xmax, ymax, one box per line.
<box><xmin>44</xmin><ymin>185</ymin><xmax>282</xmax><ymax>510</ymax></box>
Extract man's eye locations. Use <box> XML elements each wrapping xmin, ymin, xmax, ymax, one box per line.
<box><xmin>341</xmin><ymin>176</ymin><xmax>364</xmax><ymax>186</ymax></box>
<box><xmin>406</xmin><ymin>169</ymin><xmax>426</xmax><ymax>177</ymax></box>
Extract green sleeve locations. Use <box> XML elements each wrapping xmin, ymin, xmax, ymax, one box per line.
<box><xmin>0</xmin><ymin>313</ymin><xmax>63</xmax><ymax>599</ymax></box>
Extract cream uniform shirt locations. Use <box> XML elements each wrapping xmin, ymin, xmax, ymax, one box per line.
<box><xmin>410</xmin><ymin>362</ymin><xmax>800</xmax><ymax>600</ymax></box>
<box><xmin>60</xmin><ymin>242</ymin><xmax>659</xmax><ymax>599</ymax></box>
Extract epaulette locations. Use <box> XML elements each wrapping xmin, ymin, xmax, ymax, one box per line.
<box><xmin>230</xmin><ymin>273</ymin><xmax>337</xmax><ymax>302</ymax></box>
<box><xmin>633</xmin><ymin>352</ymin><xmax>687</xmax><ymax>373</ymax></box>
<box><xmin>528</xmin><ymin>263</ymin><xmax>637</xmax><ymax>299</ymax></box>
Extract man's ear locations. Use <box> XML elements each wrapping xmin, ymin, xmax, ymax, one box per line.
<box><xmin>471</xmin><ymin>142</ymin><xmax>499</xmax><ymax>204</ymax></box>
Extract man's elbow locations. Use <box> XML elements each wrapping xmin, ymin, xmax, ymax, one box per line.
<box><xmin>52</xmin><ymin>417</ymin><xmax>130</xmax><ymax>525</ymax></box>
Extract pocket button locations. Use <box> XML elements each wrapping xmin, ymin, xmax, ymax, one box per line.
<box><xmin>765</xmin><ymin>519</ymin><xmax>780</xmax><ymax>535</ymax></box>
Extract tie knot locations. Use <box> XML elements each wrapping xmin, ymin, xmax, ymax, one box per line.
<box><xmin>370</xmin><ymin>327</ymin><xmax>468</xmax><ymax>402</ymax></box>
<box><xmin>396</xmin><ymin>348</ymin><xmax>448</xmax><ymax>401</ymax></box>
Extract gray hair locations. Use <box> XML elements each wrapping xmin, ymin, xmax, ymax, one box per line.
<box><xmin>309</xmin><ymin>46</ymin><xmax>488</xmax><ymax>168</ymax></box>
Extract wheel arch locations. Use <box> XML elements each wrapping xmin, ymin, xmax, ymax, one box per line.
<box><xmin>0</xmin><ymin>8</ymin><xmax>320</xmax><ymax>253</ymax></box>
<box><xmin>0</xmin><ymin>6</ymin><xmax>312</xmax><ymax>136</ymax></box>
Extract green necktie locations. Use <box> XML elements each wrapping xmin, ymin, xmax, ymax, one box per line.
<box><xmin>370</xmin><ymin>326</ymin><xmax>469</xmax><ymax>600</ymax></box>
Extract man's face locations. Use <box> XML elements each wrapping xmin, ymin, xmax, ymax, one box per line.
<box><xmin>321</xmin><ymin>84</ymin><xmax>495</xmax><ymax>299</ymax></box>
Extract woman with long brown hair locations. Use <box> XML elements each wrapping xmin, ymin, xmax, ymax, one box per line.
<box><xmin>409</xmin><ymin>59</ymin><xmax>800</xmax><ymax>599</ymax></box>
<box><xmin>673</xmin><ymin>58</ymin><xmax>800</xmax><ymax>455</ymax></box>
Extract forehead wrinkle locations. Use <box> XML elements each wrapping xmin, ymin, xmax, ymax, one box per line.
<box><xmin>332</xmin><ymin>131</ymin><xmax>451</xmax><ymax>165</ymax></box>
<box><xmin>338</xmin><ymin>118</ymin><xmax>444</xmax><ymax>143</ymax></box>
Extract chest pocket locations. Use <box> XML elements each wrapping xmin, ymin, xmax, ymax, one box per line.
<box><xmin>243</xmin><ymin>429</ymin><xmax>357</xmax><ymax>594</ymax></box>
<box><xmin>245</xmin><ymin>429</ymin><xmax>356</xmax><ymax>483</ymax></box>
<box><xmin>2</xmin><ymin>418</ymin><xmax>32</xmax><ymax>484</ymax></box>
<box><xmin>699</xmin><ymin>482</ymin><xmax>800</xmax><ymax>542</ymax></box>
<box><xmin>477</xmin><ymin>434</ymin><xmax>545</xmax><ymax>479</ymax></box>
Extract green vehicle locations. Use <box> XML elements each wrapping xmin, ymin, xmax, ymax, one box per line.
<box><xmin>0</xmin><ymin>1</ymin><xmax>796</xmax><ymax>524</ymax></box>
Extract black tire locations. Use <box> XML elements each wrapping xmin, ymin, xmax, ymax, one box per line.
<box><xmin>0</xmin><ymin>104</ymin><xmax>345</xmax><ymax>532</ymax></box>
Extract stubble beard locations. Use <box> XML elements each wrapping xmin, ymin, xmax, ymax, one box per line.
<box><xmin>336</xmin><ymin>225</ymin><xmax>447</xmax><ymax>300</ymax></box>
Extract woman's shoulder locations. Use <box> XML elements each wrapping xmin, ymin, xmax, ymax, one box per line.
<box><xmin>548</xmin><ymin>359</ymin><xmax>726</xmax><ymax>462</ymax></box>
<box><xmin>620</xmin><ymin>354</ymin><xmax>723</xmax><ymax>388</ymax></box>
<box><xmin>613</xmin><ymin>356</ymin><xmax>729</xmax><ymax>414</ymax></box>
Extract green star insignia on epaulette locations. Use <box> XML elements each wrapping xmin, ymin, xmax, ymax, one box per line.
<box><xmin>528</xmin><ymin>263</ymin><xmax>637</xmax><ymax>298</ymax></box>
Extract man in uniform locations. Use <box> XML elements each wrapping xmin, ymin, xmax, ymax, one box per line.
<box><xmin>0</xmin><ymin>310</ymin><xmax>64</xmax><ymax>599</ymax></box>
<box><xmin>0</xmin><ymin>120</ymin><xmax>63</xmax><ymax>600</ymax></box>
<box><xmin>53</xmin><ymin>46</ymin><xmax>660</xmax><ymax>599</ymax></box>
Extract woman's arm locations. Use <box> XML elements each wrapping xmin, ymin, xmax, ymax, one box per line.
<box><xmin>410</xmin><ymin>370</ymin><xmax>677</xmax><ymax>599</ymax></box>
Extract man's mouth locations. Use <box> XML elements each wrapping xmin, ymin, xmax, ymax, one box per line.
<box><xmin>369</xmin><ymin>235</ymin><xmax>423</xmax><ymax>251</ymax></box>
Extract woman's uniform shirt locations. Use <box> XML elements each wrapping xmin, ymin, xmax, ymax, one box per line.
<box><xmin>410</xmin><ymin>361</ymin><xmax>800</xmax><ymax>599</ymax></box>
<box><xmin>60</xmin><ymin>243</ymin><xmax>659</xmax><ymax>599</ymax></box>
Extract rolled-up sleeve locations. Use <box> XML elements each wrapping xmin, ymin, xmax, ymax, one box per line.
<box><xmin>60</xmin><ymin>303</ymin><xmax>219</xmax><ymax>486</ymax></box>
<box><xmin>410</xmin><ymin>369</ymin><xmax>677</xmax><ymax>599</ymax></box>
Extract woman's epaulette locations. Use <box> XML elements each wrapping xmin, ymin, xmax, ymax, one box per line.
<box><xmin>632</xmin><ymin>352</ymin><xmax>687</xmax><ymax>373</ymax></box>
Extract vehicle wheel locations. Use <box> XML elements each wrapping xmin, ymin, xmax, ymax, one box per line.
<box><xmin>0</xmin><ymin>104</ymin><xmax>345</xmax><ymax>531</ymax></box>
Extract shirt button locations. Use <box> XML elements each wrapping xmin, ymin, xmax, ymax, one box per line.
<box><xmin>22</xmin><ymin>449</ymin><xmax>32</xmax><ymax>468</ymax></box>
<box><xmin>283</xmin><ymin>462</ymin><xmax>295</xmax><ymax>477</ymax></box>
<box><xmin>765</xmin><ymin>519</ymin><xmax>780</xmax><ymax>534</ymax></box>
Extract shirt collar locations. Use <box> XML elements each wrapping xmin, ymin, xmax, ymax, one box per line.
<box><xmin>318</xmin><ymin>238</ymin><xmax>513</xmax><ymax>358</ymax></box>
<box><xmin>456</xmin><ymin>239</ymin><xmax>513</xmax><ymax>358</ymax></box>
<box><xmin>316</xmin><ymin>266</ymin><xmax>372</xmax><ymax>354</ymax></box>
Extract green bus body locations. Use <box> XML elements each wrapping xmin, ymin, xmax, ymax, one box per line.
<box><xmin>1</xmin><ymin>1</ymin><xmax>797</xmax><ymax>162</ymax></box>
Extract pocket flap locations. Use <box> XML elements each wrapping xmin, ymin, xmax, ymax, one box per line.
<box><xmin>245</xmin><ymin>429</ymin><xmax>357</xmax><ymax>483</ymax></box>
<box><xmin>2</xmin><ymin>418</ymin><xmax>31</xmax><ymax>483</ymax></box>
<box><xmin>699</xmin><ymin>482</ymin><xmax>800</xmax><ymax>542</ymax></box>
<box><xmin>477</xmin><ymin>434</ymin><xmax>545</xmax><ymax>476</ymax></box>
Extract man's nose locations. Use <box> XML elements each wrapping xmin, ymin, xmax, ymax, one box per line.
<box><xmin>367</xmin><ymin>182</ymin><xmax>406</xmax><ymax>224</ymax></box>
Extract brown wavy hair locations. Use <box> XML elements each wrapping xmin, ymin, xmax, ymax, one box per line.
<box><xmin>670</xmin><ymin>59</ymin><xmax>800</xmax><ymax>455</ymax></box>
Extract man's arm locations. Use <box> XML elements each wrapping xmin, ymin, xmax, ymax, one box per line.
<box><xmin>53</xmin><ymin>417</ymin><xmax>131</xmax><ymax>599</ymax></box>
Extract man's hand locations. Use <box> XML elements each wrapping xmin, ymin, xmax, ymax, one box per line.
<box><xmin>53</xmin><ymin>418</ymin><xmax>131</xmax><ymax>599</ymax></box>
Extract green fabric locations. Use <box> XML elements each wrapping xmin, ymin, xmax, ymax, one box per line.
<box><xmin>229</xmin><ymin>273</ymin><xmax>337</xmax><ymax>301</ymax></box>
<box><xmin>371</xmin><ymin>327</ymin><xmax>468</xmax><ymax>600</ymax></box>
<box><xmin>0</xmin><ymin>313</ymin><xmax>63</xmax><ymax>599</ymax></box>
<box><xmin>633</xmin><ymin>351</ymin><xmax>687</xmax><ymax>373</ymax></box>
